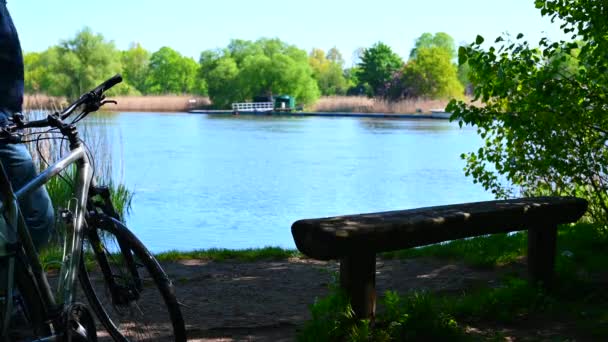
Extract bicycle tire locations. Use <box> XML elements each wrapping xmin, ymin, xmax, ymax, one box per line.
<box><xmin>78</xmin><ymin>216</ymin><xmax>186</xmax><ymax>341</ymax></box>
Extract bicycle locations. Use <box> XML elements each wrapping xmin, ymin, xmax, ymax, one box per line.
<box><xmin>0</xmin><ymin>75</ymin><xmax>187</xmax><ymax>341</ymax></box>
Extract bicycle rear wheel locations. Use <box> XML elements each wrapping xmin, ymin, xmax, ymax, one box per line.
<box><xmin>79</xmin><ymin>215</ymin><xmax>186</xmax><ymax>341</ymax></box>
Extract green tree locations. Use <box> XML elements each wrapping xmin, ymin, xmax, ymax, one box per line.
<box><xmin>23</xmin><ymin>52</ymin><xmax>44</xmax><ymax>93</ymax></box>
<box><xmin>24</xmin><ymin>47</ymin><xmax>71</xmax><ymax>97</ymax></box>
<box><xmin>410</xmin><ymin>32</ymin><xmax>457</xmax><ymax>60</ymax></box>
<box><xmin>199</xmin><ymin>49</ymin><xmax>222</xmax><ymax>76</ymax></box>
<box><xmin>205</xmin><ymin>56</ymin><xmax>241</xmax><ymax>108</ymax></box>
<box><xmin>401</xmin><ymin>46</ymin><xmax>464</xmax><ymax>99</ymax></box>
<box><xmin>447</xmin><ymin>1</ymin><xmax>608</xmax><ymax>223</ymax></box>
<box><xmin>145</xmin><ymin>47</ymin><xmax>204</xmax><ymax>95</ymax></box>
<box><xmin>356</xmin><ymin>42</ymin><xmax>403</xmax><ymax>96</ymax></box>
<box><xmin>309</xmin><ymin>48</ymin><xmax>348</xmax><ymax>95</ymax></box>
<box><xmin>227</xmin><ymin>39</ymin><xmax>262</xmax><ymax>65</ymax></box>
<box><xmin>122</xmin><ymin>42</ymin><xmax>150</xmax><ymax>94</ymax></box>
<box><xmin>326</xmin><ymin>47</ymin><xmax>344</xmax><ymax>65</ymax></box>
<box><xmin>240</xmin><ymin>52</ymin><xmax>319</xmax><ymax>104</ymax></box>
<box><xmin>58</xmin><ymin>27</ymin><xmax>125</xmax><ymax>99</ymax></box>
<box><xmin>199</xmin><ymin>38</ymin><xmax>320</xmax><ymax>108</ymax></box>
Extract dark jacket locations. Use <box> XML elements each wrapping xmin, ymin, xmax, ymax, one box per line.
<box><xmin>0</xmin><ymin>2</ymin><xmax>24</xmax><ymax>113</ymax></box>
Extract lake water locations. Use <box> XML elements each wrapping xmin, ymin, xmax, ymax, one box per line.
<box><xmin>97</xmin><ymin>112</ymin><xmax>493</xmax><ymax>252</ymax></box>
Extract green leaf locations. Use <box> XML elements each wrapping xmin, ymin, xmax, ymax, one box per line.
<box><xmin>458</xmin><ymin>46</ymin><xmax>468</xmax><ymax>65</ymax></box>
<box><xmin>475</xmin><ymin>35</ymin><xmax>485</xmax><ymax>45</ymax></box>
<box><xmin>516</xmin><ymin>33</ymin><xmax>524</xmax><ymax>39</ymax></box>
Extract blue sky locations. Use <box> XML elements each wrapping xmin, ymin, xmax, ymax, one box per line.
<box><xmin>9</xmin><ymin>0</ymin><xmax>567</xmax><ymax>65</ymax></box>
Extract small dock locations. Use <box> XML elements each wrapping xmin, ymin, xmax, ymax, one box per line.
<box><xmin>188</xmin><ymin>110</ymin><xmax>453</xmax><ymax>120</ymax></box>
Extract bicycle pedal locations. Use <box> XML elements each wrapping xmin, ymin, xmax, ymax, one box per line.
<box><xmin>64</xmin><ymin>303</ymin><xmax>97</xmax><ymax>342</ymax></box>
<box><xmin>59</xmin><ymin>209</ymin><xmax>74</xmax><ymax>224</ymax></box>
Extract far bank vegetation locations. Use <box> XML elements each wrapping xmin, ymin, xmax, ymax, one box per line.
<box><xmin>24</xmin><ymin>30</ymin><xmax>469</xmax><ymax>113</ymax></box>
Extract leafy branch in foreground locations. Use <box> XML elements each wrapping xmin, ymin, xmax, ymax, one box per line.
<box><xmin>447</xmin><ymin>1</ymin><xmax>608</xmax><ymax>225</ymax></box>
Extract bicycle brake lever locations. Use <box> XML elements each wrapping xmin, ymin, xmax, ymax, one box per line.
<box><xmin>100</xmin><ymin>100</ymin><xmax>118</xmax><ymax>106</ymax></box>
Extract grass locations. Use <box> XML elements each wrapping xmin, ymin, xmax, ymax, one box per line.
<box><xmin>39</xmin><ymin>246</ymin><xmax>300</xmax><ymax>273</ymax></box>
<box><xmin>156</xmin><ymin>246</ymin><xmax>300</xmax><ymax>262</ymax></box>
<box><xmin>299</xmin><ymin>222</ymin><xmax>608</xmax><ymax>341</ymax></box>
<box><xmin>381</xmin><ymin>223</ymin><xmax>608</xmax><ymax>275</ymax></box>
<box><xmin>381</xmin><ymin>232</ymin><xmax>528</xmax><ymax>269</ymax></box>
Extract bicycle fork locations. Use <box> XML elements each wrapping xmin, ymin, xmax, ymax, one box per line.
<box><xmin>87</xmin><ymin>185</ymin><xmax>143</xmax><ymax>305</ymax></box>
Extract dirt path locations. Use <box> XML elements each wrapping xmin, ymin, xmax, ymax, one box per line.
<box><xmin>163</xmin><ymin>257</ymin><xmax>511</xmax><ymax>341</ymax></box>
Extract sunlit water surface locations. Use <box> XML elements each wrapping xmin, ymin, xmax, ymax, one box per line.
<box><xmin>92</xmin><ymin>113</ymin><xmax>492</xmax><ymax>252</ymax></box>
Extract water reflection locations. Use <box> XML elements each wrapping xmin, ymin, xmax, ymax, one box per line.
<box><xmin>358</xmin><ymin>119</ymin><xmax>406</xmax><ymax>133</ymax></box>
<box><xmin>357</xmin><ymin>118</ymin><xmax>457</xmax><ymax>133</ymax></box>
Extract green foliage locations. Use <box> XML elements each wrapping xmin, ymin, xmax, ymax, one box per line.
<box><xmin>356</xmin><ymin>42</ymin><xmax>404</xmax><ymax>96</ymax></box>
<box><xmin>298</xmin><ymin>284</ymin><xmax>363</xmax><ymax>342</ymax></box>
<box><xmin>450</xmin><ymin>278</ymin><xmax>555</xmax><ymax>322</ymax></box>
<box><xmin>301</xmin><ymin>222</ymin><xmax>608</xmax><ymax>340</ymax></box>
<box><xmin>23</xmin><ymin>28</ymin><xmax>136</xmax><ymax>99</ymax></box>
<box><xmin>410</xmin><ymin>32</ymin><xmax>457</xmax><ymax>60</ymax></box>
<box><xmin>23</xmin><ymin>28</ymin><xmax>208</xmax><ymax>98</ymax></box>
<box><xmin>145</xmin><ymin>47</ymin><xmax>204</xmax><ymax>95</ymax></box>
<box><xmin>199</xmin><ymin>38</ymin><xmax>320</xmax><ymax>108</ymax></box>
<box><xmin>24</xmin><ymin>29</ymin><xmax>476</xmax><ymax>104</ymax></box>
<box><xmin>456</xmin><ymin>61</ymin><xmax>472</xmax><ymax>94</ymax></box>
<box><xmin>382</xmin><ymin>223</ymin><xmax>608</xmax><ymax>273</ymax></box>
<box><xmin>298</xmin><ymin>285</ymin><xmax>465</xmax><ymax>341</ymax></box>
<box><xmin>23</xmin><ymin>52</ymin><xmax>46</xmax><ymax>93</ymax></box>
<box><xmin>382</xmin><ymin>231</ymin><xmax>527</xmax><ymax>268</ymax></box>
<box><xmin>54</xmin><ymin>27</ymin><xmax>125</xmax><ymax>99</ymax></box>
<box><xmin>387</xmin><ymin>32</ymin><xmax>464</xmax><ymax>100</ymax></box>
<box><xmin>447</xmin><ymin>1</ymin><xmax>608</xmax><ymax>224</ymax></box>
<box><xmin>308</xmin><ymin>48</ymin><xmax>349</xmax><ymax>96</ymax></box>
<box><xmin>376</xmin><ymin>291</ymin><xmax>466</xmax><ymax>341</ymax></box>
<box><xmin>121</xmin><ymin>43</ymin><xmax>151</xmax><ymax>94</ymax></box>
<box><xmin>204</xmin><ymin>55</ymin><xmax>241</xmax><ymax>108</ymax></box>
<box><xmin>401</xmin><ymin>46</ymin><xmax>464</xmax><ymax>99</ymax></box>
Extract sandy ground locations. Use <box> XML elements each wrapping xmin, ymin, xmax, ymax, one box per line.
<box><xmin>164</xmin><ymin>257</ymin><xmax>509</xmax><ymax>341</ymax></box>
<box><xmin>14</xmin><ymin>256</ymin><xmax>590</xmax><ymax>341</ymax></box>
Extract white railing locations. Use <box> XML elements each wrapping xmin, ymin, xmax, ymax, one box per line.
<box><xmin>232</xmin><ymin>102</ymin><xmax>274</xmax><ymax>112</ymax></box>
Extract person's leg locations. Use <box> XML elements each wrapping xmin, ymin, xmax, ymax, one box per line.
<box><xmin>0</xmin><ymin>110</ymin><xmax>54</xmax><ymax>250</ymax></box>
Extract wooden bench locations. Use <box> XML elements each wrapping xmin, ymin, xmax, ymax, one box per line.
<box><xmin>291</xmin><ymin>196</ymin><xmax>588</xmax><ymax>319</ymax></box>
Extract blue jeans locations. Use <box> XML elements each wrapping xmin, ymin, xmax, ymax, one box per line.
<box><xmin>0</xmin><ymin>109</ymin><xmax>54</xmax><ymax>250</ymax></box>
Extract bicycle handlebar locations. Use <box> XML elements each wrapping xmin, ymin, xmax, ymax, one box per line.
<box><xmin>59</xmin><ymin>74</ymin><xmax>123</xmax><ymax>120</ymax></box>
<box><xmin>17</xmin><ymin>74</ymin><xmax>123</xmax><ymax>129</ymax></box>
<box><xmin>0</xmin><ymin>75</ymin><xmax>123</xmax><ymax>144</ymax></box>
<box><xmin>91</xmin><ymin>74</ymin><xmax>123</xmax><ymax>97</ymax></box>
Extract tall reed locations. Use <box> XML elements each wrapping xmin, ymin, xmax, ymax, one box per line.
<box><xmin>24</xmin><ymin>95</ymin><xmax>212</xmax><ymax>113</ymax></box>
<box><xmin>110</xmin><ymin>95</ymin><xmax>211</xmax><ymax>112</ymax></box>
<box><xmin>311</xmin><ymin>96</ymin><xmax>451</xmax><ymax>114</ymax></box>
<box><xmin>22</xmin><ymin>110</ymin><xmax>133</xmax><ymax>221</ymax></box>
<box><xmin>22</xmin><ymin>109</ymin><xmax>134</xmax><ymax>266</ymax></box>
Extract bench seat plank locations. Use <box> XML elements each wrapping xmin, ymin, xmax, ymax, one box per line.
<box><xmin>292</xmin><ymin>197</ymin><xmax>588</xmax><ymax>260</ymax></box>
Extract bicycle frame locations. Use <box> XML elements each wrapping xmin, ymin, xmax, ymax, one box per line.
<box><xmin>0</xmin><ymin>143</ymin><xmax>93</xmax><ymax>335</ymax></box>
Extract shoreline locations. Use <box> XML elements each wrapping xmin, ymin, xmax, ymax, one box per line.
<box><xmin>189</xmin><ymin>109</ymin><xmax>452</xmax><ymax>119</ymax></box>
<box><xmin>23</xmin><ymin>94</ymin><xmax>452</xmax><ymax>117</ymax></box>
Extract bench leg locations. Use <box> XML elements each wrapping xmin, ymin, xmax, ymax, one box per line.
<box><xmin>527</xmin><ymin>224</ymin><xmax>557</xmax><ymax>288</ymax></box>
<box><xmin>340</xmin><ymin>253</ymin><xmax>376</xmax><ymax>320</ymax></box>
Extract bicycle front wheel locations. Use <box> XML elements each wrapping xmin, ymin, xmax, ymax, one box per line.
<box><xmin>79</xmin><ymin>216</ymin><xmax>186</xmax><ymax>341</ymax></box>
